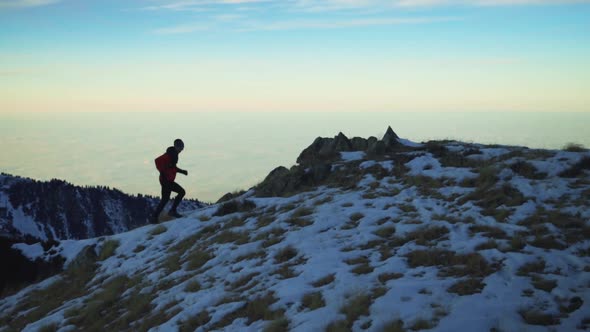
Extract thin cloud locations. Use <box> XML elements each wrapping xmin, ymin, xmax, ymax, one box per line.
<box><xmin>0</xmin><ymin>0</ymin><xmax>60</xmax><ymax>8</ymax></box>
<box><xmin>154</xmin><ymin>16</ymin><xmax>459</xmax><ymax>34</ymax></box>
<box><xmin>153</xmin><ymin>23</ymin><xmax>211</xmax><ymax>34</ymax></box>
<box><xmin>239</xmin><ymin>16</ymin><xmax>459</xmax><ymax>31</ymax></box>
<box><xmin>393</xmin><ymin>0</ymin><xmax>590</xmax><ymax>6</ymax></box>
<box><xmin>143</xmin><ymin>0</ymin><xmax>590</xmax><ymax>11</ymax></box>
<box><xmin>141</xmin><ymin>0</ymin><xmax>271</xmax><ymax>11</ymax></box>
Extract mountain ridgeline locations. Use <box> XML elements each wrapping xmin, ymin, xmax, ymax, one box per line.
<box><xmin>0</xmin><ymin>173</ymin><xmax>204</xmax><ymax>242</ymax></box>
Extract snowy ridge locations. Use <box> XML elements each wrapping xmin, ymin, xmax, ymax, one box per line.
<box><xmin>0</xmin><ymin>174</ymin><xmax>204</xmax><ymax>241</ymax></box>
<box><xmin>1</xmin><ymin>135</ymin><xmax>589</xmax><ymax>332</ymax></box>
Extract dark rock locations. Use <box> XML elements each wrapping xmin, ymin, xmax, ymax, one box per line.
<box><xmin>254</xmin><ymin>163</ymin><xmax>332</xmax><ymax>198</ymax></box>
<box><xmin>217</xmin><ymin>190</ymin><xmax>247</xmax><ymax>204</ymax></box>
<box><xmin>367</xmin><ymin>136</ymin><xmax>378</xmax><ymax>148</ymax></box>
<box><xmin>334</xmin><ymin>132</ymin><xmax>352</xmax><ymax>152</ymax></box>
<box><xmin>255</xmin><ymin>166</ymin><xmax>297</xmax><ymax>197</ymax></box>
<box><xmin>351</xmin><ymin>137</ymin><xmax>368</xmax><ymax>151</ymax></box>
<box><xmin>309</xmin><ymin>164</ymin><xmax>332</xmax><ymax>182</ymax></box>
<box><xmin>368</xmin><ymin>140</ymin><xmax>386</xmax><ymax>156</ymax></box>
<box><xmin>383</xmin><ymin>126</ymin><xmax>400</xmax><ymax>150</ymax></box>
<box><xmin>297</xmin><ymin>132</ymin><xmax>356</xmax><ymax>166</ymax></box>
<box><xmin>297</xmin><ymin>137</ymin><xmax>337</xmax><ymax>166</ymax></box>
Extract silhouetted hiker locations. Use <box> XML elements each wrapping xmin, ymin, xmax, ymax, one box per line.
<box><xmin>151</xmin><ymin>139</ymin><xmax>188</xmax><ymax>223</ymax></box>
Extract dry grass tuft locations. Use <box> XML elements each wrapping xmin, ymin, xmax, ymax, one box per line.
<box><xmin>301</xmin><ymin>291</ymin><xmax>326</xmax><ymax>311</ymax></box>
<box><xmin>475</xmin><ymin>240</ymin><xmax>498</xmax><ymax>251</ymax></box>
<box><xmin>178</xmin><ymin>310</ymin><xmax>211</xmax><ymax>332</ymax></box>
<box><xmin>519</xmin><ymin>309</ymin><xmax>560</xmax><ymax>326</ymax></box>
<box><xmin>378</xmin><ymin>272</ymin><xmax>403</xmax><ymax>284</ymax></box>
<box><xmin>381</xmin><ymin>319</ymin><xmax>405</xmax><ymax>332</ymax></box>
<box><xmin>469</xmin><ymin>225</ymin><xmax>507</xmax><ymax>239</ymax></box>
<box><xmin>559</xmin><ymin>156</ymin><xmax>590</xmax><ymax>178</ymax></box>
<box><xmin>559</xmin><ymin>296</ymin><xmax>583</xmax><ymax>314</ymax></box>
<box><xmin>150</xmin><ymin>225</ymin><xmax>167</xmax><ymax>236</ymax></box>
<box><xmin>229</xmin><ymin>272</ymin><xmax>261</xmax><ymax>292</ymax></box>
<box><xmin>374</xmin><ymin>226</ymin><xmax>396</xmax><ymax>238</ymax></box>
<box><xmin>185</xmin><ymin>250</ymin><xmax>213</xmax><ymax>271</ymax></box>
<box><xmin>517</xmin><ymin>259</ymin><xmax>546</xmax><ymax>276</ymax></box>
<box><xmin>264</xmin><ymin>318</ymin><xmax>290</xmax><ymax>332</ymax></box>
<box><xmin>393</xmin><ymin>226</ymin><xmax>449</xmax><ymax>247</ymax></box>
<box><xmin>274</xmin><ymin>246</ymin><xmax>298</xmax><ymax>263</ymax></box>
<box><xmin>98</xmin><ymin>239</ymin><xmax>119</xmax><ymax>261</ymax></box>
<box><xmin>184</xmin><ymin>280</ymin><xmax>202</xmax><ymax>292</ymax></box>
<box><xmin>531</xmin><ymin>275</ymin><xmax>557</xmax><ymax>292</ymax></box>
<box><xmin>406</xmin><ymin>249</ymin><xmax>497</xmax><ymax>278</ymax></box>
<box><xmin>408</xmin><ymin>318</ymin><xmax>435</xmax><ymax>331</ymax></box>
<box><xmin>311</xmin><ymin>274</ymin><xmax>336</xmax><ymax>287</ymax></box>
<box><xmin>213</xmin><ymin>199</ymin><xmax>256</xmax><ymax>217</ymax></box>
<box><xmin>447</xmin><ymin>278</ymin><xmax>486</xmax><ymax>295</ymax></box>
<box><xmin>563</xmin><ymin>143</ymin><xmax>587</xmax><ymax>152</ymax></box>
<box><xmin>212</xmin><ymin>292</ymin><xmax>284</xmax><ymax>329</ymax></box>
<box><xmin>510</xmin><ymin>160</ymin><xmax>547</xmax><ymax>179</ymax></box>
<box><xmin>212</xmin><ymin>230</ymin><xmax>249</xmax><ymax>245</ymax></box>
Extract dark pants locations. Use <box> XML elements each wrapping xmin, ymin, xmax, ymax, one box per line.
<box><xmin>154</xmin><ymin>180</ymin><xmax>185</xmax><ymax>216</ymax></box>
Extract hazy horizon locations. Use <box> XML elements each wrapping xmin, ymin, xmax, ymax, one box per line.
<box><xmin>2</xmin><ymin>111</ymin><xmax>588</xmax><ymax>202</ymax></box>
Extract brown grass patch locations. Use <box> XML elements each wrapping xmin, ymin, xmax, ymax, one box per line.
<box><xmin>510</xmin><ymin>160</ymin><xmax>547</xmax><ymax>179</ymax></box>
<box><xmin>374</xmin><ymin>226</ymin><xmax>396</xmax><ymax>238</ymax></box>
<box><xmin>517</xmin><ymin>259</ymin><xmax>546</xmax><ymax>276</ymax></box>
<box><xmin>559</xmin><ymin>296</ymin><xmax>583</xmax><ymax>314</ymax></box>
<box><xmin>184</xmin><ymin>280</ymin><xmax>201</xmax><ymax>292</ymax></box>
<box><xmin>212</xmin><ymin>292</ymin><xmax>284</xmax><ymax>329</ymax></box>
<box><xmin>311</xmin><ymin>274</ymin><xmax>336</xmax><ymax>287</ymax></box>
<box><xmin>212</xmin><ymin>230</ymin><xmax>250</xmax><ymax>245</ymax></box>
<box><xmin>406</xmin><ymin>249</ymin><xmax>497</xmax><ymax>278</ymax></box>
<box><xmin>301</xmin><ymin>291</ymin><xmax>326</xmax><ymax>311</ymax></box>
<box><xmin>447</xmin><ymin>278</ymin><xmax>486</xmax><ymax>295</ymax></box>
<box><xmin>475</xmin><ymin>240</ymin><xmax>498</xmax><ymax>251</ymax></box>
<box><xmin>519</xmin><ymin>309</ymin><xmax>560</xmax><ymax>326</ymax></box>
<box><xmin>469</xmin><ymin>225</ymin><xmax>507</xmax><ymax>239</ymax></box>
<box><xmin>274</xmin><ymin>246</ymin><xmax>298</xmax><ymax>263</ymax></box>
<box><xmin>229</xmin><ymin>272</ymin><xmax>261</xmax><ymax>292</ymax></box>
<box><xmin>185</xmin><ymin>250</ymin><xmax>213</xmax><ymax>271</ymax></box>
<box><xmin>531</xmin><ymin>275</ymin><xmax>557</xmax><ymax>292</ymax></box>
<box><xmin>559</xmin><ymin>156</ymin><xmax>590</xmax><ymax>178</ymax></box>
<box><xmin>213</xmin><ymin>199</ymin><xmax>256</xmax><ymax>216</ymax></box>
<box><xmin>378</xmin><ymin>272</ymin><xmax>404</xmax><ymax>284</ymax></box>
<box><xmin>178</xmin><ymin>310</ymin><xmax>211</xmax><ymax>332</ymax></box>
<box><xmin>393</xmin><ymin>226</ymin><xmax>449</xmax><ymax>247</ymax></box>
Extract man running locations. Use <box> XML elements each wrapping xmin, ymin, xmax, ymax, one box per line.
<box><xmin>152</xmin><ymin>139</ymin><xmax>188</xmax><ymax>223</ymax></box>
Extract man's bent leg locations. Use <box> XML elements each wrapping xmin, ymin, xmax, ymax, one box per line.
<box><xmin>169</xmin><ymin>182</ymin><xmax>186</xmax><ymax>216</ymax></box>
<box><xmin>152</xmin><ymin>183</ymin><xmax>172</xmax><ymax>223</ymax></box>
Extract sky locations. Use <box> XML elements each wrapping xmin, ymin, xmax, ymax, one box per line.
<box><xmin>1</xmin><ymin>0</ymin><xmax>589</xmax><ymax>113</ymax></box>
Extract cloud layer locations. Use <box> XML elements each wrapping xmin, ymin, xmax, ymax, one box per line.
<box><xmin>0</xmin><ymin>0</ymin><xmax>60</xmax><ymax>8</ymax></box>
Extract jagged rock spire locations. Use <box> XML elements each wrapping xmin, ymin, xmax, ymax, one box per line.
<box><xmin>383</xmin><ymin>126</ymin><xmax>399</xmax><ymax>141</ymax></box>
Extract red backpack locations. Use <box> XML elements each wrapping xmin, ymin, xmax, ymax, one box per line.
<box><xmin>154</xmin><ymin>153</ymin><xmax>169</xmax><ymax>173</ymax></box>
<box><xmin>155</xmin><ymin>153</ymin><xmax>176</xmax><ymax>182</ymax></box>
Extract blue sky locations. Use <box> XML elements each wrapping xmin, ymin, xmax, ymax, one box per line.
<box><xmin>1</xmin><ymin>0</ymin><xmax>589</xmax><ymax>112</ymax></box>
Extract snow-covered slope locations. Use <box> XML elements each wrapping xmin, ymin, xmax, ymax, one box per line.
<box><xmin>1</xmin><ymin>131</ymin><xmax>589</xmax><ymax>332</ymax></box>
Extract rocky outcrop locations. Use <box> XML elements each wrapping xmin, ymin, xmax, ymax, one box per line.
<box><xmin>255</xmin><ymin>162</ymin><xmax>335</xmax><ymax>198</ymax></box>
<box><xmin>257</xmin><ymin>127</ymin><xmax>409</xmax><ymax>197</ymax></box>
<box><xmin>296</xmin><ymin>126</ymin><xmax>401</xmax><ymax>167</ymax></box>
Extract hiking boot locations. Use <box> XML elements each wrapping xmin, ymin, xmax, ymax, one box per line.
<box><xmin>168</xmin><ymin>210</ymin><xmax>183</xmax><ymax>218</ymax></box>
